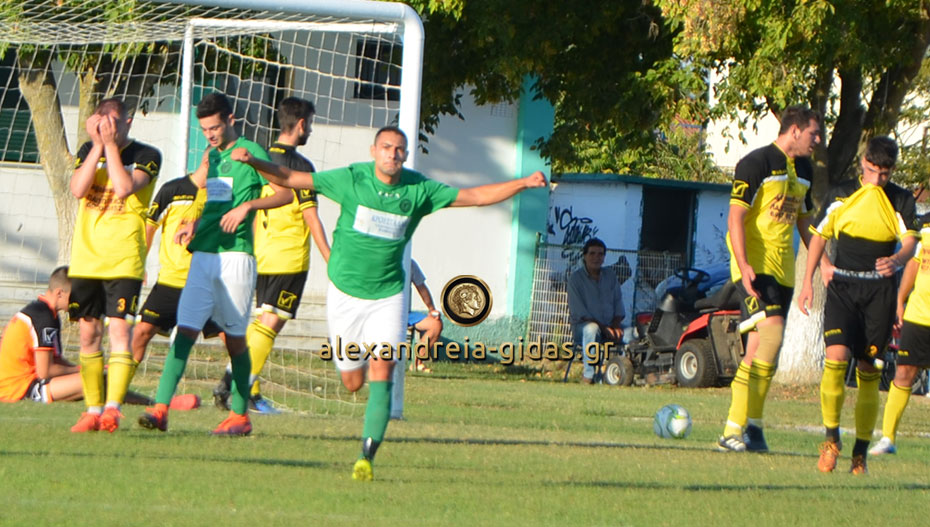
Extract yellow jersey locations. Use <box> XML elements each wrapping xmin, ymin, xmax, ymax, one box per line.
<box><xmin>69</xmin><ymin>140</ymin><xmax>160</xmax><ymax>280</ymax></box>
<box><xmin>902</xmin><ymin>215</ymin><xmax>930</xmax><ymax>325</ymax></box>
<box><xmin>146</xmin><ymin>176</ymin><xmax>206</xmax><ymax>288</ymax></box>
<box><xmin>254</xmin><ymin>143</ymin><xmax>319</xmax><ymax>274</ymax></box>
<box><xmin>727</xmin><ymin>143</ymin><xmax>814</xmax><ymax>287</ymax></box>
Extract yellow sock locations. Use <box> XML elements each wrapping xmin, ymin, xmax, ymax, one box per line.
<box><xmin>247</xmin><ymin>320</ymin><xmax>277</xmax><ymax>397</ymax></box>
<box><xmin>854</xmin><ymin>369</ymin><xmax>881</xmax><ymax>441</ymax></box>
<box><xmin>723</xmin><ymin>361</ymin><xmax>751</xmax><ymax>436</ymax></box>
<box><xmin>820</xmin><ymin>359</ymin><xmax>847</xmax><ymax>429</ymax></box>
<box><xmin>106</xmin><ymin>351</ymin><xmax>135</xmax><ymax>406</ymax></box>
<box><xmin>79</xmin><ymin>352</ymin><xmax>105</xmax><ymax>409</ymax></box>
<box><xmin>881</xmin><ymin>382</ymin><xmax>912</xmax><ymax>443</ymax></box>
<box><xmin>128</xmin><ymin>358</ymin><xmax>140</xmax><ymax>383</ymax></box>
<box><xmin>747</xmin><ymin>358</ymin><xmax>776</xmax><ymax>422</ymax></box>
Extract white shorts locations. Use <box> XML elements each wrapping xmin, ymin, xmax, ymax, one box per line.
<box><xmin>177</xmin><ymin>251</ymin><xmax>256</xmax><ymax>337</ymax></box>
<box><xmin>326</xmin><ymin>282</ymin><xmax>407</xmax><ymax>372</ymax></box>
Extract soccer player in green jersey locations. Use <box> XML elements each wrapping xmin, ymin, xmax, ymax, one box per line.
<box><xmin>137</xmin><ymin>92</ymin><xmax>292</xmax><ymax>435</ymax></box>
<box><xmin>212</xmin><ymin>97</ymin><xmax>330</xmax><ymax>414</ymax></box>
<box><xmin>232</xmin><ymin>126</ymin><xmax>546</xmax><ymax>480</ymax></box>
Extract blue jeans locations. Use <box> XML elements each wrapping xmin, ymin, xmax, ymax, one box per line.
<box><xmin>573</xmin><ymin>321</ymin><xmax>603</xmax><ymax>380</ymax></box>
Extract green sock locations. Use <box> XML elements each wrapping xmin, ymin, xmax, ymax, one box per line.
<box><xmin>361</xmin><ymin>381</ymin><xmax>393</xmax><ymax>459</ymax></box>
<box><xmin>229</xmin><ymin>351</ymin><xmax>252</xmax><ymax>415</ymax></box>
<box><xmin>155</xmin><ymin>332</ymin><xmax>195</xmax><ymax>405</ymax></box>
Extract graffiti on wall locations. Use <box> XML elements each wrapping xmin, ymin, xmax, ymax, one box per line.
<box><xmin>548</xmin><ymin>205</ymin><xmax>600</xmax><ymax>248</ymax></box>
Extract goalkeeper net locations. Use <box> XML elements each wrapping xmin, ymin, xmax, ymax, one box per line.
<box><xmin>0</xmin><ymin>0</ymin><xmax>424</xmax><ymax>415</ymax></box>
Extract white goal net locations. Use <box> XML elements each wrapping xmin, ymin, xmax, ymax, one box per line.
<box><xmin>0</xmin><ymin>0</ymin><xmax>424</xmax><ymax>415</ymax></box>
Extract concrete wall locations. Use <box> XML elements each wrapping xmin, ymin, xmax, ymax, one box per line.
<box><xmin>0</xmin><ymin>91</ymin><xmax>524</xmax><ymax>325</ymax></box>
<box><xmin>545</xmin><ymin>177</ymin><xmax>730</xmax><ymax>317</ymax></box>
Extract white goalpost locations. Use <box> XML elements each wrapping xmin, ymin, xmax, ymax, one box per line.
<box><xmin>0</xmin><ymin>0</ymin><xmax>424</xmax><ymax>414</ymax></box>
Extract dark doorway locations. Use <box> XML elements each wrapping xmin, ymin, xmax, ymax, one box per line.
<box><xmin>639</xmin><ymin>186</ymin><xmax>695</xmax><ymax>262</ymax></box>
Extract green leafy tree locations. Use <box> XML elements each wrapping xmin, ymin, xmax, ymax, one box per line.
<box><xmin>1</xmin><ymin>0</ymin><xmax>183</xmax><ymax>263</ymax></box>
<box><xmin>657</xmin><ymin>0</ymin><xmax>930</xmax><ymax>193</ymax></box>
<box><xmin>655</xmin><ymin>0</ymin><xmax>930</xmax><ymax>383</ymax></box>
<box><xmin>1</xmin><ymin>0</ymin><xmax>281</xmax><ymax>263</ymax></box>
<box><xmin>405</xmin><ymin>0</ymin><xmax>679</xmax><ymax>175</ymax></box>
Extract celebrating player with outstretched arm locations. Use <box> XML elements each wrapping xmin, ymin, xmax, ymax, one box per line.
<box><xmin>232</xmin><ymin>126</ymin><xmax>546</xmax><ymax>481</ymax></box>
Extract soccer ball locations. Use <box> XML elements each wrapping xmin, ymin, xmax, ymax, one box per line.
<box><xmin>653</xmin><ymin>404</ymin><xmax>692</xmax><ymax>439</ymax></box>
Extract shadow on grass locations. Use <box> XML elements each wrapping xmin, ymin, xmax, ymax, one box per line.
<box><xmin>0</xmin><ymin>446</ymin><xmax>329</xmax><ymax>469</ymax></box>
<box><xmin>285</xmin><ymin>433</ymin><xmax>814</xmax><ymax>458</ymax></box>
<box><xmin>559</xmin><ymin>480</ymin><xmax>930</xmax><ymax>492</ymax></box>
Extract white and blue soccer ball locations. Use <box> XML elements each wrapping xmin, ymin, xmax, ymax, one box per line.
<box><xmin>653</xmin><ymin>404</ymin><xmax>692</xmax><ymax>439</ymax></box>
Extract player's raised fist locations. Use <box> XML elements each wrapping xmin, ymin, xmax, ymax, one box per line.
<box><xmin>524</xmin><ymin>171</ymin><xmax>548</xmax><ymax>189</ymax></box>
<box><xmin>230</xmin><ymin>147</ymin><xmax>252</xmax><ymax>163</ymax></box>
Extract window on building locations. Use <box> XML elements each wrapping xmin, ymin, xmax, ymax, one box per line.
<box><xmin>0</xmin><ymin>52</ymin><xmax>39</xmax><ymax>163</ymax></box>
<box><xmin>639</xmin><ymin>186</ymin><xmax>695</xmax><ymax>262</ymax></box>
<box><xmin>353</xmin><ymin>39</ymin><xmax>400</xmax><ymax>102</ymax></box>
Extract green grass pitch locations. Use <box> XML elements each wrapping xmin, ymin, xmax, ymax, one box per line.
<box><xmin>1</xmin><ymin>363</ymin><xmax>929</xmax><ymax>526</ymax></box>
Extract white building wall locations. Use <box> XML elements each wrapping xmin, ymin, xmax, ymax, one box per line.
<box><xmin>407</xmin><ymin>97</ymin><xmax>520</xmax><ymax>316</ymax></box>
<box><xmin>0</xmin><ymin>91</ymin><xmax>523</xmax><ymax>320</ymax></box>
<box><xmin>692</xmin><ymin>190</ymin><xmax>730</xmax><ymax>268</ymax></box>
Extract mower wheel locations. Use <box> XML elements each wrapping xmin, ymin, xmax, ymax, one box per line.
<box><xmin>603</xmin><ymin>355</ymin><xmax>634</xmax><ymax>386</ymax></box>
<box><xmin>675</xmin><ymin>339</ymin><xmax>717</xmax><ymax>387</ymax></box>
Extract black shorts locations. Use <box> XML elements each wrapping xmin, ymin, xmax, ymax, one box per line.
<box><xmin>735</xmin><ymin>274</ymin><xmax>793</xmax><ymax>333</ymax></box>
<box><xmin>255</xmin><ymin>272</ymin><xmax>308</xmax><ymax>319</ymax></box>
<box><xmin>69</xmin><ymin>277</ymin><xmax>142</xmax><ymax>322</ymax></box>
<box><xmin>823</xmin><ymin>276</ymin><xmax>895</xmax><ymax>361</ymax></box>
<box><xmin>139</xmin><ymin>283</ymin><xmax>183</xmax><ymax>332</ymax></box>
<box><xmin>897</xmin><ymin>320</ymin><xmax>930</xmax><ymax>368</ymax></box>
<box><xmin>138</xmin><ymin>282</ymin><xmax>223</xmax><ymax>337</ymax></box>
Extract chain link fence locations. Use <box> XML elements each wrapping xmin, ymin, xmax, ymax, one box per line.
<box><xmin>528</xmin><ymin>242</ymin><xmax>684</xmax><ymax>345</ymax></box>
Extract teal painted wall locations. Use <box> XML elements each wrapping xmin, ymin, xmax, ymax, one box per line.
<box><xmin>507</xmin><ymin>78</ymin><xmax>554</xmax><ymax>326</ymax></box>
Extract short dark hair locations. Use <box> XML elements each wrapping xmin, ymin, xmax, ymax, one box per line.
<box><xmin>48</xmin><ymin>266</ymin><xmax>70</xmax><ymax>291</ymax></box>
<box><xmin>196</xmin><ymin>92</ymin><xmax>234</xmax><ymax>120</ymax></box>
<box><xmin>778</xmin><ymin>105</ymin><xmax>820</xmax><ymax>135</ymax></box>
<box><xmin>582</xmin><ymin>238</ymin><xmax>606</xmax><ymax>255</ymax></box>
<box><xmin>864</xmin><ymin>136</ymin><xmax>898</xmax><ymax>169</ymax></box>
<box><xmin>95</xmin><ymin>98</ymin><xmax>128</xmax><ymax>119</ymax></box>
<box><xmin>278</xmin><ymin>97</ymin><xmax>315</xmax><ymax>132</ymax></box>
<box><xmin>374</xmin><ymin>125</ymin><xmax>407</xmax><ymax>145</ymax></box>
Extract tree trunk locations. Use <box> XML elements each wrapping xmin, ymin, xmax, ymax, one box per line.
<box><xmin>826</xmin><ymin>66</ymin><xmax>865</xmax><ymax>185</ymax></box>
<box><xmin>861</xmin><ymin>14</ymin><xmax>930</xmax><ymax>139</ymax></box>
<box><xmin>776</xmin><ymin>243</ymin><xmax>826</xmax><ymax>385</ymax></box>
<box><xmin>16</xmin><ymin>56</ymin><xmax>75</xmax><ymax>265</ymax></box>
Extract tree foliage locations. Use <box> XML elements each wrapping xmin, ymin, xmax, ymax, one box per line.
<box><xmin>404</xmin><ymin>0</ymin><xmax>680</xmax><ymax>175</ymax></box>
<box><xmin>657</xmin><ymin>0</ymin><xmax>930</xmax><ymax>191</ymax></box>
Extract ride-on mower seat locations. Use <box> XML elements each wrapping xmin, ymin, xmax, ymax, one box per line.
<box><xmin>694</xmin><ymin>280</ymin><xmax>740</xmax><ymax>312</ymax></box>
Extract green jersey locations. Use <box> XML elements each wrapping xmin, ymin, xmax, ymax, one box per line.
<box><xmin>313</xmin><ymin>162</ymin><xmax>459</xmax><ymax>299</ymax></box>
<box><xmin>188</xmin><ymin>137</ymin><xmax>270</xmax><ymax>255</ymax></box>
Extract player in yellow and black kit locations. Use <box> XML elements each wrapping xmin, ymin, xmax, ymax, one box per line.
<box><xmin>69</xmin><ymin>98</ymin><xmax>161</xmax><ymax>433</ymax></box>
<box><xmin>131</xmin><ymin>166</ymin><xmax>223</xmax><ymax>370</ymax></box>
<box><xmin>213</xmin><ymin>97</ymin><xmax>330</xmax><ymax>414</ymax></box>
<box><xmin>798</xmin><ymin>136</ymin><xmax>918</xmax><ymax>474</ymax></box>
<box><xmin>869</xmin><ymin>213</ymin><xmax>930</xmax><ymax>456</ymax></box>
<box><xmin>717</xmin><ymin>106</ymin><xmax>821</xmax><ymax>453</ymax></box>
